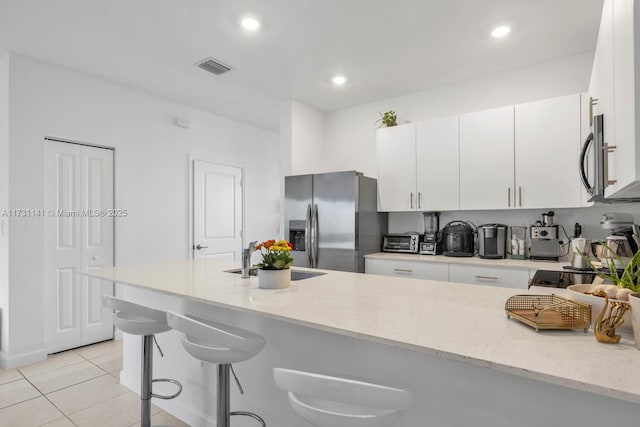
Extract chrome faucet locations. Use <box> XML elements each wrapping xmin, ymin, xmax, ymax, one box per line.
<box><xmin>241</xmin><ymin>241</ymin><xmax>258</xmax><ymax>278</ymax></box>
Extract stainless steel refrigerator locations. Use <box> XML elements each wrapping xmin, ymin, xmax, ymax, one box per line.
<box><xmin>285</xmin><ymin>171</ymin><xmax>387</xmax><ymax>273</ymax></box>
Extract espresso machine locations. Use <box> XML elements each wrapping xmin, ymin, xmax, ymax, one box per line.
<box><xmin>600</xmin><ymin>212</ymin><xmax>640</xmax><ymax>254</ymax></box>
<box><xmin>419</xmin><ymin>212</ymin><xmax>442</xmax><ymax>255</ymax></box>
<box><xmin>530</xmin><ymin>211</ymin><xmax>560</xmax><ymax>261</ymax></box>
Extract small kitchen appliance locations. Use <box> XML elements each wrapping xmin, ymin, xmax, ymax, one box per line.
<box><xmin>600</xmin><ymin>212</ymin><xmax>640</xmax><ymax>254</ymax></box>
<box><xmin>569</xmin><ymin>237</ymin><xmax>595</xmax><ymax>270</ymax></box>
<box><xmin>383</xmin><ymin>232</ymin><xmax>422</xmax><ymax>254</ymax></box>
<box><xmin>442</xmin><ymin>221</ymin><xmax>476</xmax><ymax>257</ymax></box>
<box><xmin>529</xmin><ymin>211</ymin><xmax>561</xmax><ymax>261</ymax></box>
<box><xmin>530</xmin><ymin>225</ymin><xmax>560</xmax><ymax>261</ymax></box>
<box><xmin>419</xmin><ymin>212</ymin><xmax>442</xmax><ymax>255</ymax></box>
<box><xmin>478</xmin><ymin>224</ymin><xmax>507</xmax><ymax>259</ymax></box>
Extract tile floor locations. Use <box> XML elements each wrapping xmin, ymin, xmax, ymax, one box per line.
<box><xmin>0</xmin><ymin>340</ymin><xmax>188</xmax><ymax>427</ymax></box>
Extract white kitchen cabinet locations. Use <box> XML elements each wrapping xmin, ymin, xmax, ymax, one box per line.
<box><xmin>365</xmin><ymin>258</ymin><xmax>448</xmax><ymax>281</ymax></box>
<box><xmin>514</xmin><ymin>94</ymin><xmax>582</xmax><ymax>209</ymax></box>
<box><xmin>416</xmin><ymin>116</ymin><xmax>460</xmax><ymax>210</ymax></box>
<box><xmin>377</xmin><ymin>123</ymin><xmax>416</xmax><ymax>211</ymax></box>
<box><xmin>588</xmin><ymin>0</ymin><xmax>640</xmax><ymax>199</ymax></box>
<box><xmin>377</xmin><ymin>116</ymin><xmax>459</xmax><ymax>212</ymax></box>
<box><xmin>448</xmin><ymin>264</ymin><xmax>529</xmax><ymax>289</ymax></box>
<box><xmin>459</xmin><ymin>106</ymin><xmax>515</xmax><ymax>210</ymax></box>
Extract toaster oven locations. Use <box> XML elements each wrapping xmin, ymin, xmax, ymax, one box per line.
<box><xmin>382</xmin><ymin>233</ymin><xmax>422</xmax><ymax>253</ymax></box>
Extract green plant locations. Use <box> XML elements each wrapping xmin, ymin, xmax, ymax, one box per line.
<box><xmin>254</xmin><ymin>239</ymin><xmax>293</xmax><ymax>270</ymax></box>
<box><xmin>376</xmin><ymin>110</ymin><xmax>397</xmax><ymax>128</ymax></box>
<box><xmin>581</xmin><ymin>243</ymin><xmax>640</xmax><ymax>292</ymax></box>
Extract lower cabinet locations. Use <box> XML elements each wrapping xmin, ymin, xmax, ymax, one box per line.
<box><xmin>448</xmin><ymin>264</ymin><xmax>529</xmax><ymax>289</ymax></box>
<box><xmin>365</xmin><ymin>258</ymin><xmax>530</xmax><ymax>289</ymax></box>
<box><xmin>365</xmin><ymin>259</ymin><xmax>449</xmax><ymax>281</ymax></box>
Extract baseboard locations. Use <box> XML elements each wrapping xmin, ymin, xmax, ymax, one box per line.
<box><xmin>0</xmin><ymin>347</ymin><xmax>48</xmax><ymax>369</ymax></box>
<box><xmin>120</xmin><ymin>370</ymin><xmax>215</xmax><ymax>426</ymax></box>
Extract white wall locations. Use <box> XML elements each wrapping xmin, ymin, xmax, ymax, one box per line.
<box><xmin>0</xmin><ymin>52</ymin><xmax>9</xmax><ymax>356</ymax></box>
<box><xmin>290</xmin><ymin>101</ymin><xmax>325</xmax><ymax>175</ymax></box>
<box><xmin>1</xmin><ymin>53</ymin><xmax>280</xmax><ymax>367</ymax></box>
<box><xmin>320</xmin><ymin>51</ymin><xmax>595</xmax><ymax>178</ymax></box>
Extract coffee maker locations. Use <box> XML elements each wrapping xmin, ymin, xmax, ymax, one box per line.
<box><xmin>419</xmin><ymin>212</ymin><xmax>442</xmax><ymax>255</ymax></box>
<box><xmin>600</xmin><ymin>212</ymin><xmax>640</xmax><ymax>254</ymax></box>
<box><xmin>530</xmin><ymin>211</ymin><xmax>560</xmax><ymax>261</ymax></box>
<box><xmin>478</xmin><ymin>224</ymin><xmax>507</xmax><ymax>259</ymax></box>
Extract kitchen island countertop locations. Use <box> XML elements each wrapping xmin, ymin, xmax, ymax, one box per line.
<box><xmin>86</xmin><ymin>258</ymin><xmax>640</xmax><ymax>404</ymax></box>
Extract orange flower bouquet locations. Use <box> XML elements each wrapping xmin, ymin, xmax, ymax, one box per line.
<box><xmin>254</xmin><ymin>239</ymin><xmax>294</xmax><ymax>270</ymax></box>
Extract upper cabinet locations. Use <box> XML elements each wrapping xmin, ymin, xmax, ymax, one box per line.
<box><xmin>459</xmin><ymin>106</ymin><xmax>514</xmax><ymax>210</ymax></box>
<box><xmin>377</xmin><ymin>123</ymin><xmax>417</xmax><ymax>211</ymax></box>
<box><xmin>377</xmin><ymin>95</ymin><xmax>583</xmax><ymax>212</ymax></box>
<box><xmin>416</xmin><ymin>116</ymin><xmax>459</xmax><ymax>211</ymax></box>
<box><xmin>377</xmin><ymin>117</ymin><xmax>460</xmax><ymax>212</ymax></box>
<box><xmin>514</xmin><ymin>94</ymin><xmax>582</xmax><ymax>209</ymax></box>
<box><xmin>589</xmin><ymin>0</ymin><xmax>640</xmax><ymax>199</ymax></box>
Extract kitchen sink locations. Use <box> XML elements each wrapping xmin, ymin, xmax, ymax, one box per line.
<box><xmin>224</xmin><ymin>268</ymin><xmax>327</xmax><ymax>281</ymax></box>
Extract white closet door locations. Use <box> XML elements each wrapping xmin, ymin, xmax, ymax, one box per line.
<box><xmin>44</xmin><ymin>141</ymin><xmax>83</xmax><ymax>352</ymax></box>
<box><xmin>81</xmin><ymin>146</ymin><xmax>114</xmax><ymax>345</ymax></box>
<box><xmin>44</xmin><ymin>141</ymin><xmax>114</xmax><ymax>353</ymax></box>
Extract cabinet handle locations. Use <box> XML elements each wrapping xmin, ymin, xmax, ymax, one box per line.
<box><xmin>518</xmin><ymin>186</ymin><xmax>522</xmax><ymax>207</ymax></box>
<box><xmin>604</xmin><ymin>143</ymin><xmax>617</xmax><ymax>187</ymax></box>
<box><xmin>394</xmin><ymin>268</ymin><xmax>413</xmax><ymax>273</ymax></box>
<box><xmin>418</xmin><ymin>192</ymin><xmax>422</xmax><ymax>209</ymax></box>
<box><xmin>507</xmin><ymin>188</ymin><xmax>511</xmax><ymax>207</ymax></box>
<box><xmin>410</xmin><ymin>192</ymin><xmax>414</xmax><ymax>209</ymax></box>
<box><xmin>475</xmin><ymin>275</ymin><xmax>498</xmax><ymax>280</ymax></box>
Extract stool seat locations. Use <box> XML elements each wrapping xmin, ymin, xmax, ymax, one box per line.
<box><xmin>103</xmin><ymin>296</ymin><xmax>170</xmax><ymax>336</ymax></box>
<box><xmin>166</xmin><ymin>312</ymin><xmax>266</xmax><ymax>364</ymax></box>
<box><xmin>274</xmin><ymin>368</ymin><xmax>412</xmax><ymax>427</ymax></box>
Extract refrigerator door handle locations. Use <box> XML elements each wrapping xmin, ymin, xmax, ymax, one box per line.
<box><xmin>305</xmin><ymin>204</ymin><xmax>312</xmax><ymax>267</ymax></box>
<box><xmin>311</xmin><ymin>204</ymin><xmax>319</xmax><ymax>268</ymax></box>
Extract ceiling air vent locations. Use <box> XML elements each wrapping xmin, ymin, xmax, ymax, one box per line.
<box><xmin>195</xmin><ymin>57</ymin><xmax>234</xmax><ymax>76</ymax></box>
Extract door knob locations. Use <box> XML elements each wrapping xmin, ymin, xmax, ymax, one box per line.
<box><xmin>194</xmin><ymin>244</ymin><xmax>208</xmax><ymax>250</ymax></box>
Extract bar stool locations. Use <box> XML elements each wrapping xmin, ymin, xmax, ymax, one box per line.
<box><xmin>103</xmin><ymin>296</ymin><xmax>182</xmax><ymax>427</ymax></box>
<box><xmin>166</xmin><ymin>312</ymin><xmax>267</xmax><ymax>427</ymax></box>
<box><xmin>273</xmin><ymin>368</ymin><xmax>412</xmax><ymax>427</ymax></box>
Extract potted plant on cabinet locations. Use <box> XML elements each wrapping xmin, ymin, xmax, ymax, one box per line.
<box><xmin>255</xmin><ymin>239</ymin><xmax>294</xmax><ymax>289</ymax></box>
<box><xmin>375</xmin><ymin>110</ymin><xmax>398</xmax><ymax>128</ymax></box>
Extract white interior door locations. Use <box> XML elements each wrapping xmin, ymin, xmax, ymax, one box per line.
<box><xmin>192</xmin><ymin>160</ymin><xmax>243</xmax><ymax>263</ymax></box>
<box><xmin>44</xmin><ymin>140</ymin><xmax>114</xmax><ymax>353</ymax></box>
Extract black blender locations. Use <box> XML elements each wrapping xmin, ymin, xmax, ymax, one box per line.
<box><xmin>420</xmin><ymin>212</ymin><xmax>442</xmax><ymax>255</ymax></box>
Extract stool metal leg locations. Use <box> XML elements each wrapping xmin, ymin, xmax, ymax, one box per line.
<box><xmin>141</xmin><ymin>335</ymin><xmax>153</xmax><ymax>427</ymax></box>
<box><xmin>217</xmin><ymin>364</ymin><xmax>231</xmax><ymax>427</ymax></box>
<box><xmin>217</xmin><ymin>364</ymin><xmax>266</xmax><ymax>427</ymax></box>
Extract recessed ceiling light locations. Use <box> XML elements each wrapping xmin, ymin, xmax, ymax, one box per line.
<box><xmin>332</xmin><ymin>76</ymin><xmax>347</xmax><ymax>85</ymax></box>
<box><xmin>241</xmin><ymin>17</ymin><xmax>260</xmax><ymax>31</ymax></box>
<box><xmin>491</xmin><ymin>25</ymin><xmax>511</xmax><ymax>38</ymax></box>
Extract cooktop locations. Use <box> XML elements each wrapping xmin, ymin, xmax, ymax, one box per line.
<box><xmin>529</xmin><ymin>270</ymin><xmax>595</xmax><ymax>289</ymax></box>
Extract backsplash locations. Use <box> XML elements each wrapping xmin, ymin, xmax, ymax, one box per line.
<box><xmin>389</xmin><ymin>203</ymin><xmax>640</xmax><ymax>259</ymax></box>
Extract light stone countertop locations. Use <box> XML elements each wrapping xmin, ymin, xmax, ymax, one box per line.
<box><xmin>85</xmin><ymin>258</ymin><xmax>640</xmax><ymax>404</ymax></box>
<box><xmin>365</xmin><ymin>252</ymin><xmax>570</xmax><ymax>271</ymax></box>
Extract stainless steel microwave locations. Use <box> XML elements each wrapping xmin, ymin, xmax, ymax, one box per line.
<box><xmin>382</xmin><ymin>233</ymin><xmax>422</xmax><ymax>253</ymax></box>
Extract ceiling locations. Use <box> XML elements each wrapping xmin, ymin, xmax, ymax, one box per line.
<box><xmin>0</xmin><ymin>0</ymin><xmax>603</xmax><ymax>132</ymax></box>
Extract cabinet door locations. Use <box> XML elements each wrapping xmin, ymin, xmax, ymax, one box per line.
<box><xmin>365</xmin><ymin>258</ymin><xmax>448</xmax><ymax>281</ymax></box>
<box><xmin>609</xmin><ymin>0</ymin><xmax>635</xmax><ymax>196</ymax></box>
<box><xmin>589</xmin><ymin>0</ymin><xmax>617</xmax><ymax>194</ymax></box>
<box><xmin>514</xmin><ymin>94</ymin><xmax>582</xmax><ymax>208</ymax></box>
<box><xmin>416</xmin><ymin>116</ymin><xmax>460</xmax><ymax>210</ymax></box>
<box><xmin>448</xmin><ymin>264</ymin><xmax>529</xmax><ymax>289</ymax></box>
<box><xmin>459</xmin><ymin>106</ymin><xmax>515</xmax><ymax>210</ymax></box>
<box><xmin>377</xmin><ymin>124</ymin><xmax>417</xmax><ymax>211</ymax></box>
